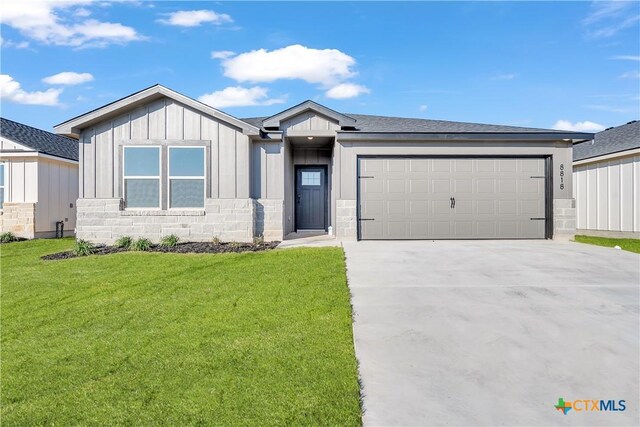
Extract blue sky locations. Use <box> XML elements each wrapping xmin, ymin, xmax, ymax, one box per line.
<box><xmin>1</xmin><ymin>1</ymin><xmax>639</xmax><ymax>133</ymax></box>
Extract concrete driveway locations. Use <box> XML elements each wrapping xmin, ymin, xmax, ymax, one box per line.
<box><xmin>344</xmin><ymin>240</ymin><xmax>639</xmax><ymax>426</ymax></box>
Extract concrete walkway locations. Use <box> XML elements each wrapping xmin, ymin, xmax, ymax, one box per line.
<box><xmin>344</xmin><ymin>240</ymin><xmax>640</xmax><ymax>426</ymax></box>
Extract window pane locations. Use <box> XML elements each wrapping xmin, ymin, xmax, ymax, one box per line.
<box><xmin>0</xmin><ymin>188</ymin><xmax>4</xmax><ymax>209</ymax></box>
<box><xmin>0</xmin><ymin>164</ymin><xmax>4</xmax><ymax>186</ymax></box>
<box><xmin>301</xmin><ymin>171</ymin><xmax>321</xmax><ymax>186</ymax></box>
<box><xmin>170</xmin><ymin>179</ymin><xmax>204</xmax><ymax>208</ymax></box>
<box><xmin>170</xmin><ymin>147</ymin><xmax>204</xmax><ymax>177</ymax></box>
<box><xmin>125</xmin><ymin>179</ymin><xmax>159</xmax><ymax>208</ymax></box>
<box><xmin>124</xmin><ymin>147</ymin><xmax>159</xmax><ymax>176</ymax></box>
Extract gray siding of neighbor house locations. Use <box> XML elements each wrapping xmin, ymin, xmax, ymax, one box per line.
<box><xmin>79</xmin><ymin>97</ymin><xmax>250</xmax><ymax>200</ymax></box>
<box><xmin>332</xmin><ymin>139</ymin><xmax>576</xmax><ymax>240</ymax></box>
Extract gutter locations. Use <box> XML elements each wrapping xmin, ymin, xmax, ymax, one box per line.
<box><xmin>336</xmin><ymin>131</ymin><xmax>593</xmax><ymax>142</ymax></box>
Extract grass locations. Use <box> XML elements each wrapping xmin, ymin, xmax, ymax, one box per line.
<box><xmin>574</xmin><ymin>235</ymin><xmax>640</xmax><ymax>254</ymax></box>
<box><xmin>0</xmin><ymin>238</ymin><xmax>361</xmax><ymax>426</ymax></box>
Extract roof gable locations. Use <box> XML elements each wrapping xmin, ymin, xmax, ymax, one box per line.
<box><xmin>263</xmin><ymin>100</ymin><xmax>356</xmax><ymax>129</ymax></box>
<box><xmin>1</xmin><ymin>117</ymin><xmax>79</xmax><ymax>161</ymax></box>
<box><xmin>54</xmin><ymin>85</ymin><xmax>260</xmax><ymax>138</ymax></box>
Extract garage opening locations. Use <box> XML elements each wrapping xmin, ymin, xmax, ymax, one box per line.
<box><xmin>357</xmin><ymin>157</ymin><xmax>550</xmax><ymax>240</ymax></box>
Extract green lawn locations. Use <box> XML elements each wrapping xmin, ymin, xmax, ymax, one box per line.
<box><xmin>1</xmin><ymin>239</ymin><xmax>361</xmax><ymax>426</ymax></box>
<box><xmin>574</xmin><ymin>235</ymin><xmax>640</xmax><ymax>254</ymax></box>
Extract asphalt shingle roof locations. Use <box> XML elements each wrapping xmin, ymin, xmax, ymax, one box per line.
<box><xmin>573</xmin><ymin>120</ymin><xmax>640</xmax><ymax>161</ymax></box>
<box><xmin>1</xmin><ymin>117</ymin><xmax>78</xmax><ymax>161</ymax></box>
<box><xmin>242</xmin><ymin>113</ymin><xmax>583</xmax><ymax>134</ymax></box>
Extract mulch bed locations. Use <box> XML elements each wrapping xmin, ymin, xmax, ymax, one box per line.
<box><xmin>41</xmin><ymin>241</ymin><xmax>280</xmax><ymax>260</ymax></box>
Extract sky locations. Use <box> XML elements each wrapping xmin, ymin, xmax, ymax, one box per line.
<box><xmin>1</xmin><ymin>0</ymin><xmax>639</xmax><ymax>133</ymax></box>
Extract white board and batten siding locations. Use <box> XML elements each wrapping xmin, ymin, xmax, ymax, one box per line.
<box><xmin>3</xmin><ymin>159</ymin><xmax>38</xmax><ymax>203</ymax></box>
<box><xmin>79</xmin><ymin>97</ymin><xmax>251</xmax><ymax>200</ymax></box>
<box><xmin>573</xmin><ymin>155</ymin><xmax>640</xmax><ymax>233</ymax></box>
<box><xmin>36</xmin><ymin>159</ymin><xmax>78</xmax><ymax>232</ymax></box>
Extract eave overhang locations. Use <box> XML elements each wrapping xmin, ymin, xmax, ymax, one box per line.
<box><xmin>336</xmin><ymin>131</ymin><xmax>594</xmax><ymax>143</ymax></box>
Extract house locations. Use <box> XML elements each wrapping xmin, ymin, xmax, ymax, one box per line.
<box><xmin>1</xmin><ymin>118</ymin><xmax>79</xmax><ymax>238</ymax></box>
<box><xmin>53</xmin><ymin>84</ymin><xmax>591</xmax><ymax>243</ymax></box>
<box><xmin>573</xmin><ymin>120</ymin><xmax>640</xmax><ymax>238</ymax></box>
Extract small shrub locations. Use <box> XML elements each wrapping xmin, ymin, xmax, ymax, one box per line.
<box><xmin>0</xmin><ymin>232</ymin><xmax>17</xmax><ymax>243</ymax></box>
<box><xmin>132</xmin><ymin>238</ymin><xmax>152</xmax><ymax>252</ymax></box>
<box><xmin>227</xmin><ymin>241</ymin><xmax>242</xmax><ymax>249</ymax></box>
<box><xmin>211</xmin><ymin>236</ymin><xmax>221</xmax><ymax>245</ymax></box>
<box><xmin>253</xmin><ymin>235</ymin><xmax>264</xmax><ymax>245</ymax></box>
<box><xmin>73</xmin><ymin>239</ymin><xmax>95</xmax><ymax>256</ymax></box>
<box><xmin>160</xmin><ymin>234</ymin><xmax>179</xmax><ymax>248</ymax></box>
<box><xmin>115</xmin><ymin>235</ymin><xmax>133</xmax><ymax>249</ymax></box>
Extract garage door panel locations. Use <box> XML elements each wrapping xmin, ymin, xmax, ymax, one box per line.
<box><xmin>498</xmin><ymin>179</ymin><xmax>517</xmax><ymax>193</ymax></box>
<box><xmin>454</xmin><ymin>200</ymin><xmax>473</xmax><ymax>215</ymax></box>
<box><xmin>477</xmin><ymin>200</ymin><xmax>496</xmax><ymax>215</ymax></box>
<box><xmin>432</xmin><ymin>179</ymin><xmax>451</xmax><ymax>193</ymax></box>
<box><xmin>432</xmin><ymin>159</ymin><xmax>453</xmax><ymax>172</ymax></box>
<box><xmin>410</xmin><ymin>179</ymin><xmax>429</xmax><ymax>193</ymax></box>
<box><xmin>387</xmin><ymin>159</ymin><xmax>407</xmax><ymax>172</ymax></box>
<box><xmin>359</xmin><ymin>157</ymin><xmax>547</xmax><ymax>239</ymax></box>
<box><xmin>409</xmin><ymin>159</ymin><xmax>428</xmax><ymax>172</ymax></box>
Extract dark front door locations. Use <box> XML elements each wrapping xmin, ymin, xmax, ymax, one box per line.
<box><xmin>296</xmin><ymin>166</ymin><xmax>327</xmax><ymax>230</ymax></box>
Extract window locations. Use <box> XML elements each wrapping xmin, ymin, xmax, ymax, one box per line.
<box><xmin>123</xmin><ymin>146</ymin><xmax>160</xmax><ymax>208</ymax></box>
<box><xmin>0</xmin><ymin>163</ymin><xmax>5</xmax><ymax>209</ymax></box>
<box><xmin>168</xmin><ymin>147</ymin><xmax>205</xmax><ymax>208</ymax></box>
<box><xmin>301</xmin><ymin>171</ymin><xmax>321</xmax><ymax>186</ymax></box>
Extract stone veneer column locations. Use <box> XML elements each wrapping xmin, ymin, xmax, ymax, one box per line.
<box><xmin>255</xmin><ymin>199</ymin><xmax>284</xmax><ymax>241</ymax></box>
<box><xmin>335</xmin><ymin>199</ymin><xmax>357</xmax><ymax>240</ymax></box>
<box><xmin>1</xmin><ymin>202</ymin><xmax>36</xmax><ymax>239</ymax></box>
<box><xmin>553</xmin><ymin>198</ymin><xmax>576</xmax><ymax>241</ymax></box>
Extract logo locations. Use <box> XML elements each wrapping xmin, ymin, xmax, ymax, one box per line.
<box><xmin>555</xmin><ymin>398</ymin><xmax>572</xmax><ymax>415</ymax></box>
<box><xmin>554</xmin><ymin>397</ymin><xmax>626</xmax><ymax>415</ymax></box>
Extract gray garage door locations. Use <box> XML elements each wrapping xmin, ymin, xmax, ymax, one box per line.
<box><xmin>358</xmin><ymin>157</ymin><xmax>547</xmax><ymax>239</ymax></box>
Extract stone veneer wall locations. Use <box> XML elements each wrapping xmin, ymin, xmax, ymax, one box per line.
<box><xmin>76</xmin><ymin>198</ymin><xmax>255</xmax><ymax>244</ymax></box>
<box><xmin>1</xmin><ymin>202</ymin><xmax>36</xmax><ymax>239</ymax></box>
<box><xmin>335</xmin><ymin>199</ymin><xmax>357</xmax><ymax>239</ymax></box>
<box><xmin>255</xmin><ymin>199</ymin><xmax>284</xmax><ymax>241</ymax></box>
<box><xmin>553</xmin><ymin>198</ymin><xmax>577</xmax><ymax>241</ymax></box>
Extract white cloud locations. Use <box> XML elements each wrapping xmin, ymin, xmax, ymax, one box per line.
<box><xmin>325</xmin><ymin>83</ymin><xmax>370</xmax><ymax>99</ymax></box>
<box><xmin>619</xmin><ymin>70</ymin><xmax>640</xmax><ymax>79</ymax></box>
<box><xmin>218</xmin><ymin>44</ymin><xmax>357</xmax><ymax>87</ymax></box>
<box><xmin>157</xmin><ymin>10</ymin><xmax>233</xmax><ymax>27</ymax></box>
<box><xmin>491</xmin><ymin>73</ymin><xmax>517</xmax><ymax>80</ymax></box>
<box><xmin>0</xmin><ymin>1</ymin><xmax>143</xmax><ymax>48</ymax></box>
<box><xmin>419</xmin><ymin>104</ymin><xmax>428</xmax><ymax>112</ymax></box>
<box><xmin>610</xmin><ymin>55</ymin><xmax>640</xmax><ymax>61</ymax></box>
<box><xmin>0</xmin><ymin>35</ymin><xmax>29</xmax><ymax>49</ymax></box>
<box><xmin>42</xmin><ymin>71</ymin><xmax>94</xmax><ymax>85</ymax></box>
<box><xmin>211</xmin><ymin>50</ymin><xmax>235</xmax><ymax>59</ymax></box>
<box><xmin>583</xmin><ymin>1</ymin><xmax>640</xmax><ymax>39</ymax></box>
<box><xmin>74</xmin><ymin>7</ymin><xmax>91</xmax><ymax>17</ymax></box>
<box><xmin>0</xmin><ymin>74</ymin><xmax>62</xmax><ymax>106</ymax></box>
<box><xmin>552</xmin><ymin>120</ymin><xmax>605</xmax><ymax>132</ymax></box>
<box><xmin>198</xmin><ymin>86</ymin><xmax>286</xmax><ymax>108</ymax></box>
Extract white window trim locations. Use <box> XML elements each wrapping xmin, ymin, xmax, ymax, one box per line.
<box><xmin>122</xmin><ymin>146</ymin><xmax>162</xmax><ymax>210</ymax></box>
<box><xmin>167</xmin><ymin>146</ymin><xmax>206</xmax><ymax>210</ymax></box>
<box><xmin>0</xmin><ymin>162</ymin><xmax>6</xmax><ymax>211</ymax></box>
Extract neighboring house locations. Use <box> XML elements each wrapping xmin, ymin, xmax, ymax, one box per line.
<box><xmin>54</xmin><ymin>84</ymin><xmax>591</xmax><ymax>243</ymax></box>
<box><xmin>573</xmin><ymin>120</ymin><xmax>640</xmax><ymax>238</ymax></box>
<box><xmin>1</xmin><ymin>118</ymin><xmax>79</xmax><ymax>238</ymax></box>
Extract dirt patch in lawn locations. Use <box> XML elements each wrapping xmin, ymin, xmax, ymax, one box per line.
<box><xmin>41</xmin><ymin>241</ymin><xmax>280</xmax><ymax>260</ymax></box>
